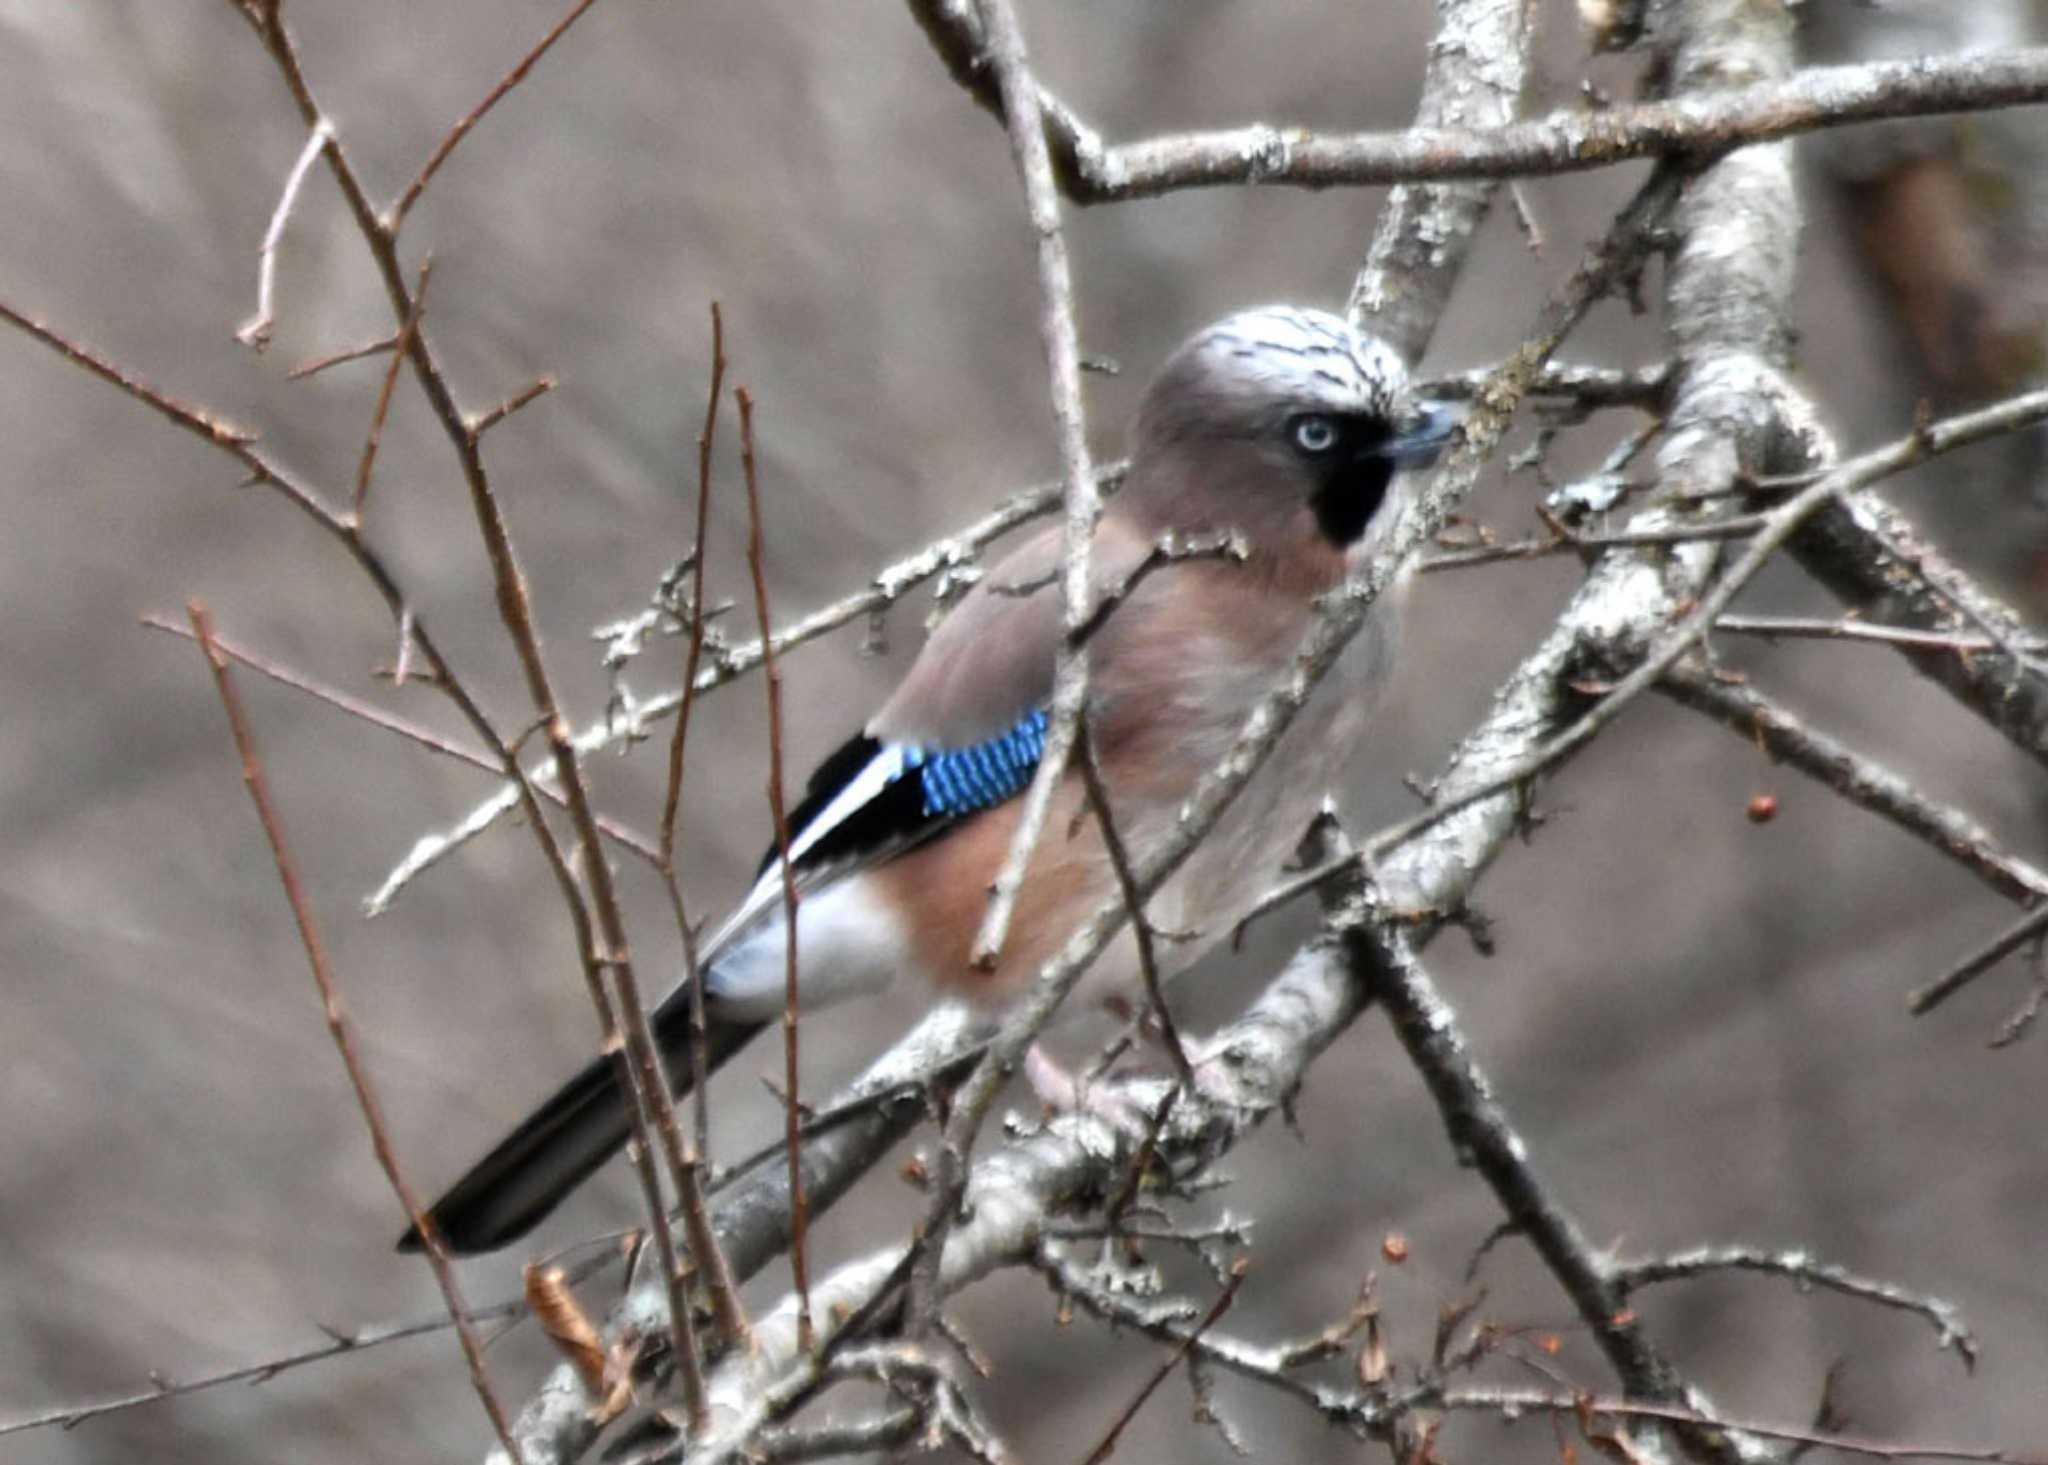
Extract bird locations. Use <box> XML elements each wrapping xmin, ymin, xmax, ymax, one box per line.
<box><xmin>402</xmin><ymin>305</ymin><xmax>1457</xmax><ymax>1255</ymax></box>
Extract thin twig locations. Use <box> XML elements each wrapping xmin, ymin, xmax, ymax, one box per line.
<box><xmin>661</xmin><ymin>303</ymin><xmax>724</xmax><ymax>875</ymax></box>
<box><xmin>354</xmin><ymin>256</ymin><xmax>431</xmax><ymax>522</ymax></box>
<box><xmin>911</xmin><ymin>0</ymin><xmax>1104</xmax><ymax>1347</ymax></box>
<box><xmin>1435</xmin><ymin>1391</ymin><xmax>2042</xmax><ymax>1465</ymax></box>
<box><xmin>1074</xmin><ymin>722</ymin><xmax>1194</xmax><ymax>1088</ymax></box>
<box><xmin>0</xmin><ymin>1275</ymin><xmax>564</xmax><ymax>1439</ymax></box>
<box><xmin>966</xmin><ymin>0</ymin><xmax>1102</xmax><ymax>973</ymax></box>
<box><xmin>1417</xmin><ymin>513</ymin><xmax>1768</xmax><ymax>573</ymax></box>
<box><xmin>1908</xmin><ymin>904</ymin><xmax>2048</xmax><ymax>1017</ymax></box>
<box><xmin>185</xmin><ymin>602</ymin><xmax>523</xmax><ymax>1464</ymax></box>
<box><xmin>1659</xmin><ymin>663</ymin><xmax>2048</xmax><ymax>908</ymax></box>
<box><xmin>1356</xmin><ymin>902</ymin><xmax>1705</xmax><ymax>1436</ymax></box>
<box><xmin>389</xmin><ymin>0</ymin><xmax>604</xmax><ymax>229</ymax></box>
<box><xmin>658</xmin><ymin>303</ymin><xmax>749</xmax><ymax>1347</ymax></box>
<box><xmin>465</xmin><ymin>376</ymin><xmax>556</xmax><ymax>440</ymax></box>
<box><xmin>231</xmin><ymin>14</ymin><xmax>719</xmax><ymax>1422</ymax></box>
<box><xmin>1078</xmin><ymin>1258</ymin><xmax>1246</xmax><ymax>1465</ymax></box>
<box><xmin>139</xmin><ymin>614</ymin><xmax>661</xmax><ymax>864</ymax></box>
<box><xmin>1066</xmin><ymin>529</ymin><xmax>1248</xmax><ymax>649</ymax></box>
<box><xmin>237</xmin><ymin>116</ymin><xmax>333</xmax><ymax>350</ymax></box>
<box><xmin>369</xmin><ymin>465</ymin><xmax>1097</xmax><ymax>912</ymax></box>
<box><xmin>739</xmin><ymin>385</ymin><xmax>813</xmax><ymax>1354</ymax></box>
<box><xmin>1614</xmin><ymin>1244</ymin><xmax>1976</xmax><ymax>1369</ymax></box>
<box><xmin>1710</xmin><ymin>614</ymin><xmax>2043</xmax><ymax>656</ymax></box>
<box><xmin>289</xmin><ymin>331</ymin><xmax>399</xmax><ymax>380</ymax></box>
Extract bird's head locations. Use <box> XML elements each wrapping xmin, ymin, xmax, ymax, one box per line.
<box><xmin>1126</xmin><ymin>306</ymin><xmax>1458</xmax><ymax>570</ymax></box>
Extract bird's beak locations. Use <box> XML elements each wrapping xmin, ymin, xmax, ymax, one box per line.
<box><xmin>1379</xmin><ymin>399</ymin><xmax>1463</xmax><ymax>467</ymax></box>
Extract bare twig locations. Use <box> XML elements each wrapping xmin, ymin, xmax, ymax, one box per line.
<box><xmin>739</xmin><ymin>385</ymin><xmax>812</xmax><ymax>1354</ymax></box>
<box><xmin>1614</xmin><ymin>1244</ymin><xmax>1976</xmax><ymax>1369</ymax></box>
<box><xmin>369</xmin><ymin>465</ymin><xmax>1100</xmax><ymax>912</ymax></box>
<box><xmin>0</xmin><ymin>1285</ymin><xmax>548</xmax><ymax>1439</ymax></box>
<box><xmin>465</xmin><ymin>375</ymin><xmax>556</xmax><ymax>440</ymax></box>
<box><xmin>1417</xmin><ymin>513</ymin><xmax>1770</xmax><ymax>574</ymax></box>
<box><xmin>1074</xmin><ymin>722</ymin><xmax>1194</xmax><ymax>1089</ymax></box>
<box><xmin>237</xmin><ymin>116</ymin><xmax>332</xmax><ymax>350</ymax></box>
<box><xmin>186</xmin><ymin>602</ymin><xmax>523</xmax><ymax>1464</ymax></box>
<box><xmin>965</xmin><ymin>0</ymin><xmax>1102</xmax><ymax>974</ymax></box>
<box><xmin>1908</xmin><ymin>904</ymin><xmax>2048</xmax><ymax>1018</ymax></box>
<box><xmin>389</xmin><ymin>0</ymin><xmax>604</xmax><ymax>229</ymax></box>
<box><xmin>230</xmin><ymin>13</ymin><xmax>727</xmax><ymax>1421</ymax></box>
<box><xmin>354</xmin><ymin>256</ymin><xmax>431</xmax><ymax>521</ymax></box>
<box><xmin>1065</xmin><ymin>529</ymin><xmax>1247</xmax><ymax>650</ymax></box>
<box><xmin>1990</xmin><ymin>975</ymin><xmax>2048</xmax><ymax>1049</ymax></box>
<box><xmin>1434</xmin><ymin>1391</ymin><xmax>2041</xmax><ymax>1465</ymax></box>
<box><xmin>1078</xmin><ymin>1258</ymin><xmax>1246</xmax><ymax>1465</ymax></box>
<box><xmin>1355</xmin><ymin>901</ymin><xmax>1722</xmax><ymax>1453</ymax></box>
<box><xmin>658</xmin><ymin>304</ymin><xmax>749</xmax><ymax>1347</ymax></box>
<box><xmin>661</xmin><ymin>303</ymin><xmax>724</xmax><ymax>875</ymax></box>
<box><xmin>1711</xmin><ymin>614</ymin><xmax>2045</xmax><ymax>656</ymax></box>
<box><xmin>139</xmin><ymin>614</ymin><xmax>661</xmax><ymax>863</ymax></box>
<box><xmin>1788</xmin><ymin>386</ymin><xmax>2048</xmax><ymax>772</ymax></box>
<box><xmin>1659</xmin><ymin>663</ymin><xmax>2048</xmax><ymax>908</ymax></box>
<box><xmin>908</xmin><ymin>0</ymin><xmax>1104</xmax><ymax>1346</ymax></box>
<box><xmin>288</xmin><ymin>330</ymin><xmax>399</xmax><ymax>380</ymax></box>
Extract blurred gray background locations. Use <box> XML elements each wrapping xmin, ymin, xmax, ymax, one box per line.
<box><xmin>3</xmin><ymin>2</ymin><xmax>2045</xmax><ymax>1461</ymax></box>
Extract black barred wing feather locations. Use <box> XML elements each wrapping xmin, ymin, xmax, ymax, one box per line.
<box><xmin>755</xmin><ymin>709</ymin><xmax>1050</xmax><ymax>881</ymax></box>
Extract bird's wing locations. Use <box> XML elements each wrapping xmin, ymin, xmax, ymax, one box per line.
<box><xmin>702</xmin><ymin>519</ymin><xmax>1148</xmax><ymax>962</ymax></box>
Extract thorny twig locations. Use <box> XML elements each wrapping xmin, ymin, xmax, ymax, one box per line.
<box><xmin>658</xmin><ymin>303</ymin><xmax>750</xmax><ymax>1348</ymax></box>
<box><xmin>232</xmin><ymin>1</ymin><xmax>718</xmax><ymax>1410</ymax></box>
<box><xmin>389</xmin><ymin>0</ymin><xmax>605</xmax><ymax>229</ymax></box>
<box><xmin>739</xmin><ymin>384</ymin><xmax>814</xmax><ymax>1353</ymax></box>
<box><xmin>138</xmin><ymin>615</ymin><xmax>661</xmax><ymax>863</ymax></box>
<box><xmin>354</xmin><ymin>256</ymin><xmax>430</xmax><ymax>521</ymax></box>
<box><xmin>186</xmin><ymin>602</ymin><xmax>524</xmax><ymax>1464</ymax></box>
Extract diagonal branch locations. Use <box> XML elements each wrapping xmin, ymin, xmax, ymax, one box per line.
<box><xmin>187</xmin><ymin>602</ymin><xmax>524</xmax><ymax>1464</ymax></box>
<box><xmin>912</xmin><ymin>0</ymin><xmax>1103</xmax><ymax>1340</ymax></box>
<box><xmin>906</xmin><ymin>6</ymin><xmax>2048</xmax><ymax>205</ymax></box>
<box><xmin>1660</xmin><ymin>663</ymin><xmax>2048</xmax><ymax>908</ymax></box>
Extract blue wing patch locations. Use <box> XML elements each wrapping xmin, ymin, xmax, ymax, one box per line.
<box><xmin>904</xmin><ymin>708</ymin><xmax>1048</xmax><ymax>817</ymax></box>
<box><xmin>759</xmin><ymin>709</ymin><xmax>1049</xmax><ymax>879</ymax></box>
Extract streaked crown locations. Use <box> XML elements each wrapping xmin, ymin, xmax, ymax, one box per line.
<box><xmin>1136</xmin><ymin>306</ymin><xmax>1411</xmax><ymax>442</ymax></box>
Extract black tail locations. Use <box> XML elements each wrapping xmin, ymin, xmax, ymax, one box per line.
<box><xmin>398</xmin><ymin>1007</ymin><xmax>763</xmax><ymax>1255</ymax></box>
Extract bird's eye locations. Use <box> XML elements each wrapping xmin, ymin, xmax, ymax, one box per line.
<box><xmin>1289</xmin><ymin>414</ymin><xmax>1341</xmax><ymax>455</ymax></box>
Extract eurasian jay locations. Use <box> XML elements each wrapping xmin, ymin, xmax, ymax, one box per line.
<box><xmin>404</xmin><ymin>305</ymin><xmax>1456</xmax><ymax>1254</ymax></box>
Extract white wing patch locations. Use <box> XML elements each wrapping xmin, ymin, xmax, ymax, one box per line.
<box><xmin>699</xmin><ymin>741</ymin><xmax>911</xmax><ymax>975</ymax></box>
